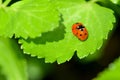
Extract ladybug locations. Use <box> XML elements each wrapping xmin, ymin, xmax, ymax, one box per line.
<box><xmin>72</xmin><ymin>22</ymin><xmax>88</xmax><ymax>41</ymax></box>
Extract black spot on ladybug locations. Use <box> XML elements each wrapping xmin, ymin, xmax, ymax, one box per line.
<box><xmin>80</xmin><ymin>34</ymin><xmax>82</xmax><ymax>36</ymax></box>
<box><xmin>85</xmin><ymin>33</ymin><xmax>87</xmax><ymax>35</ymax></box>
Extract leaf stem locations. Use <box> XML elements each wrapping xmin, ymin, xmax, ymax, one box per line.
<box><xmin>3</xmin><ymin>0</ymin><xmax>11</xmax><ymax>6</ymax></box>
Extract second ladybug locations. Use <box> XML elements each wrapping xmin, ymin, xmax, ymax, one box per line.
<box><xmin>72</xmin><ymin>22</ymin><xmax>88</xmax><ymax>41</ymax></box>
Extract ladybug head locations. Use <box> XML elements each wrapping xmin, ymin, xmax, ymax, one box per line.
<box><xmin>75</xmin><ymin>23</ymin><xmax>85</xmax><ymax>31</ymax></box>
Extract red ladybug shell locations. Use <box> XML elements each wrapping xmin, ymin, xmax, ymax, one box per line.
<box><xmin>72</xmin><ymin>23</ymin><xmax>88</xmax><ymax>41</ymax></box>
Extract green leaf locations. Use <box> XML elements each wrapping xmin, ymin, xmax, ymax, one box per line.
<box><xmin>0</xmin><ymin>0</ymin><xmax>59</xmax><ymax>38</ymax></box>
<box><xmin>19</xmin><ymin>1</ymin><xmax>115</xmax><ymax>64</ymax></box>
<box><xmin>94</xmin><ymin>58</ymin><xmax>120</xmax><ymax>80</ymax></box>
<box><xmin>0</xmin><ymin>37</ymin><xmax>27</xmax><ymax>80</ymax></box>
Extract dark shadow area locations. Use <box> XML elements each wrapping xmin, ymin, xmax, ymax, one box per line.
<box><xmin>25</xmin><ymin>15</ymin><xmax>66</xmax><ymax>44</ymax></box>
<box><xmin>42</xmin><ymin>53</ymin><xmax>104</xmax><ymax>80</ymax></box>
